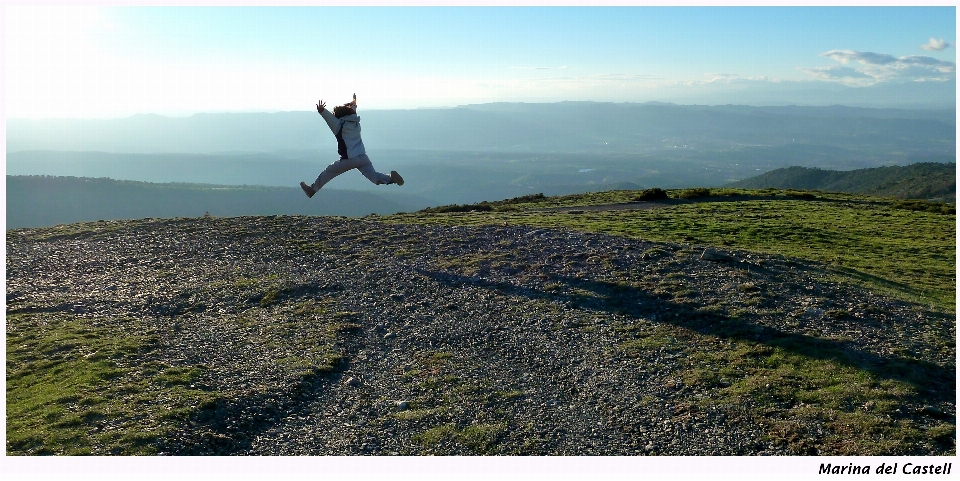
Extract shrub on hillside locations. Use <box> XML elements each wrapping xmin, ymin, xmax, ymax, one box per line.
<box><xmin>632</xmin><ymin>188</ymin><xmax>669</xmax><ymax>202</ymax></box>
<box><xmin>785</xmin><ymin>190</ymin><xmax>817</xmax><ymax>199</ymax></box>
<box><xmin>491</xmin><ymin>193</ymin><xmax>546</xmax><ymax>206</ymax></box>
<box><xmin>677</xmin><ymin>188</ymin><xmax>711</xmax><ymax>199</ymax></box>
<box><xmin>892</xmin><ymin>199</ymin><xmax>955</xmax><ymax>215</ymax></box>
<box><xmin>419</xmin><ymin>203</ymin><xmax>494</xmax><ymax>214</ymax></box>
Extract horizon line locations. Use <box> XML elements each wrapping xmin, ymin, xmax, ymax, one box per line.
<box><xmin>7</xmin><ymin>100</ymin><xmax>957</xmax><ymax>121</ymax></box>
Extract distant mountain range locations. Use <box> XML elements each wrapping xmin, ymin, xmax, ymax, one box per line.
<box><xmin>728</xmin><ymin>162</ymin><xmax>956</xmax><ymax>202</ymax></box>
<box><xmin>7</xmin><ymin>102</ymin><xmax>955</xmax><ymax>156</ymax></box>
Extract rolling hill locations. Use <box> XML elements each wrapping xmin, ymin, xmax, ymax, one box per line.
<box><xmin>728</xmin><ymin>162</ymin><xmax>956</xmax><ymax>202</ymax></box>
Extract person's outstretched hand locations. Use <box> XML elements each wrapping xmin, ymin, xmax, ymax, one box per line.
<box><xmin>316</xmin><ymin>100</ymin><xmax>326</xmax><ymax>114</ymax></box>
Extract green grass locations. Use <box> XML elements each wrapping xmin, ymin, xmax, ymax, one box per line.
<box><xmin>387</xmin><ymin>188</ymin><xmax>955</xmax><ymax>312</ymax></box>
<box><xmin>7</xmin><ymin>291</ymin><xmax>358</xmax><ymax>455</ymax></box>
<box><xmin>394</xmin><ymin>350</ymin><xmax>520</xmax><ymax>454</ymax></box>
<box><xmin>608</xmin><ymin>314</ymin><xmax>955</xmax><ymax>455</ymax></box>
<box><xmin>13</xmin><ymin>219</ymin><xmax>132</xmax><ymax>242</ymax></box>
<box><xmin>6</xmin><ymin>313</ymin><xmax>215</xmax><ymax>455</ymax></box>
<box><xmin>413</xmin><ymin>423</ymin><xmax>506</xmax><ymax>453</ymax></box>
<box><xmin>676</xmin><ymin>332</ymin><xmax>951</xmax><ymax>455</ymax></box>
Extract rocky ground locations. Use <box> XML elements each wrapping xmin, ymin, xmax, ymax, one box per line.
<box><xmin>6</xmin><ymin>215</ymin><xmax>956</xmax><ymax>455</ymax></box>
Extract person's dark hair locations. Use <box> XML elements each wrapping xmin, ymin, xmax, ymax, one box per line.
<box><xmin>333</xmin><ymin>105</ymin><xmax>356</xmax><ymax>118</ymax></box>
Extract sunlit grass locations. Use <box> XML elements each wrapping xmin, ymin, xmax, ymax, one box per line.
<box><xmin>6</xmin><ymin>314</ymin><xmax>215</xmax><ymax>455</ymax></box>
<box><xmin>386</xmin><ymin>189</ymin><xmax>956</xmax><ymax>312</ymax></box>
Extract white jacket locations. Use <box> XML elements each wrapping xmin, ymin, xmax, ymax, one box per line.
<box><xmin>320</xmin><ymin>110</ymin><xmax>366</xmax><ymax>159</ymax></box>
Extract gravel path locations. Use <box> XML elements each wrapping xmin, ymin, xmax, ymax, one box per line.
<box><xmin>6</xmin><ymin>215</ymin><xmax>955</xmax><ymax>455</ymax></box>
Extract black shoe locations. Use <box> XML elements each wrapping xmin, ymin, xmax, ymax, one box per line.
<box><xmin>390</xmin><ymin>171</ymin><xmax>404</xmax><ymax>186</ymax></box>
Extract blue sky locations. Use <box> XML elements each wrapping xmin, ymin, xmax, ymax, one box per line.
<box><xmin>4</xmin><ymin>5</ymin><xmax>956</xmax><ymax>118</ymax></box>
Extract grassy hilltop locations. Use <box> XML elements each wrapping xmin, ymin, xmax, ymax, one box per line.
<box><xmin>389</xmin><ymin>187</ymin><xmax>956</xmax><ymax>312</ymax></box>
<box><xmin>6</xmin><ymin>187</ymin><xmax>956</xmax><ymax>456</ymax></box>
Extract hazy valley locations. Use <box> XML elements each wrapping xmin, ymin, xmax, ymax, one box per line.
<box><xmin>7</xmin><ymin>102</ymin><xmax>955</xmax><ymax>211</ymax></box>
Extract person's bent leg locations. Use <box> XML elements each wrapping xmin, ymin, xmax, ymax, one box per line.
<box><xmin>353</xmin><ymin>154</ymin><xmax>393</xmax><ymax>185</ymax></box>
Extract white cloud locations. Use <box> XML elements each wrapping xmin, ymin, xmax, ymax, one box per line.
<box><xmin>799</xmin><ymin>66</ymin><xmax>872</xmax><ymax>80</ymax></box>
<box><xmin>822</xmin><ymin>50</ymin><xmax>897</xmax><ymax>65</ymax></box>
<box><xmin>921</xmin><ymin>38</ymin><xmax>951</xmax><ymax>51</ymax></box>
<box><xmin>704</xmin><ymin>73</ymin><xmax>738</xmax><ymax>83</ymax></box>
<box><xmin>803</xmin><ymin>49</ymin><xmax>956</xmax><ymax>86</ymax></box>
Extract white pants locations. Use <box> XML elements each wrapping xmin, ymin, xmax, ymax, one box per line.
<box><xmin>311</xmin><ymin>153</ymin><xmax>391</xmax><ymax>190</ymax></box>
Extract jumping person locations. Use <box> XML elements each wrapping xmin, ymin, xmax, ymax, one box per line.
<box><xmin>300</xmin><ymin>93</ymin><xmax>403</xmax><ymax>198</ymax></box>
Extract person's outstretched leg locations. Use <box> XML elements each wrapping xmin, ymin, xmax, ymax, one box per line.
<box><xmin>353</xmin><ymin>154</ymin><xmax>394</xmax><ymax>185</ymax></box>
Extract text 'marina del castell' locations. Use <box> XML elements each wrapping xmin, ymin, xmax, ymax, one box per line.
<box><xmin>819</xmin><ymin>462</ymin><xmax>952</xmax><ymax>475</ymax></box>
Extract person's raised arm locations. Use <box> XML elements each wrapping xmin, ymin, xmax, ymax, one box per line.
<box><xmin>316</xmin><ymin>100</ymin><xmax>326</xmax><ymax>114</ymax></box>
